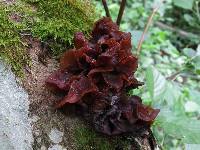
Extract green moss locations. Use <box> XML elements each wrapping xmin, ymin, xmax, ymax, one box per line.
<box><xmin>0</xmin><ymin>0</ymin><xmax>97</xmax><ymax>76</ymax></box>
<box><xmin>74</xmin><ymin>125</ymin><xmax>111</xmax><ymax>150</ymax></box>
<box><xmin>74</xmin><ymin>125</ymin><xmax>130</xmax><ymax>150</ymax></box>
<box><xmin>23</xmin><ymin>0</ymin><xmax>98</xmax><ymax>56</ymax></box>
<box><xmin>0</xmin><ymin>5</ymin><xmax>30</xmax><ymax>77</ymax></box>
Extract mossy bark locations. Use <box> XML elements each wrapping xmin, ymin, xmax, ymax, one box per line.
<box><xmin>0</xmin><ymin>0</ymin><xmax>97</xmax><ymax>76</ymax></box>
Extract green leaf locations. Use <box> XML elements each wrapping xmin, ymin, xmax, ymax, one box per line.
<box><xmin>185</xmin><ymin>144</ymin><xmax>200</xmax><ymax>150</ymax></box>
<box><xmin>130</xmin><ymin>30</ymin><xmax>149</xmax><ymax>47</ymax></box>
<box><xmin>193</xmin><ymin>56</ymin><xmax>200</xmax><ymax>74</ymax></box>
<box><xmin>183</xmin><ymin>48</ymin><xmax>196</xmax><ymax>58</ymax></box>
<box><xmin>157</xmin><ymin>110</ymin><xmax>200</xmax><ymax>144</ymax></box>
<box><xmin>145</xmin><ymin>67</ymin><xmax>166</xmax><ymax>100</ymax></box>
<box><xmin>184</xmin><ymin>101</ymin><xmax>200</xmax><ymax>113</ymax></box>
<box><xmin>189</xmin><ymin>90</ymin><xmax>200</xmax><ymax>106</ymax></box>
<box><xmin>173</xmin><ymin>0</ymin><xmax>194</xmax><ymax>10</ymax></box>
<box><xmin>197</xmin><ymin>45</ymin><xmax>200</xmax><ymax>55</ymax></box>
<box><xmin>146</xmin><ymin>67</ymin><xmax>154</xmax><ymax>99</ymax></box>
<box><xmin>184</xmin><ymin>14</ymin><xmax>194</xmax><ymax>23</ymax></box>
<box><xmin>162</xmin><ymin>82</ymin><xmax>181</xmax><ymax>107</ymax></box>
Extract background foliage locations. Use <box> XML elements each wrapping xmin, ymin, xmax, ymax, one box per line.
<box><xmin>95</xmin><ymin>0</ymin><xmax>200</xmax><ymax>149</ymax></box>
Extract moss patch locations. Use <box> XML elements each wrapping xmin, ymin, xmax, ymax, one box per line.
<box><xmin>23</xmin><ymin>0</ymin><xmax>97</xmax><ymax>56</ymax></box>
<box><xmin>0</xmin><ymin>4</ymin><xmax>30</xmax><ymax>77</ymax></box>
<box><xmin>74</xmin><ymin>125</ymin><xmax>130</xmax><ymax>150</ymax></box>
<box><xmin>0</xmin><ymin>0</ymin><xmax>97</xmax><ymax>76</ymax></box>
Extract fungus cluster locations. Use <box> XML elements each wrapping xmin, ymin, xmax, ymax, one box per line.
<box><xmin>46</xmin><ymin>17</ymin><xmax>159</xmax><ymax>135</ymax></box>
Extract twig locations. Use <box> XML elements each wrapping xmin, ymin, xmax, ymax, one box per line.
<box><xmin>142</xmin><ymin>0</ymin><xmax>146</xmax><ymax>8</ymax></box>
<box><xmin>155</xmin><ymin>21</ymin><xmax>199</xmax><ymax>39</ymax></box>
<box><xmin>196</xmin><ymin>1</ymin><xmax>200</xmax><ymax>21</ymax></box>
<box><xmin>181</xmin><ymin>74</ymin><xmax>200</xmax><ymax>81</ymax></box>
<box><xmin>166</xmin><ymin>70</ymin><xmax>182</xmax><ymax>81</ymax></box>
<box><xmin>116</xmin><ymin>0</ymin><xmax>126</xmax><ymax>26</ymax></box>
<box><xmin>167</xmin><ymin>70</ymin><xmax>200</xmax><ymax>82</ymax></box>
<box><xmin>102</xmin><ymin>0</ymin><xmax>111</xmax><ymax>18</ymax></box>
<box><xmin>136</xmin><ymin>0</ymin><xmax>164</xmax><ymax>56</ymax></box>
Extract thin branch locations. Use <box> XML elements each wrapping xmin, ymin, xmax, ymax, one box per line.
<box><xmin>166</xmin><ymin>70</ymin><xmax>182</xmax><ymax>81</ymax></box>
<box><xmin>136</xmin><ymin>0</ymin><xmax>164</xmax><ymax>56</ymax></box>
<box><xmin>116</xmin><ymin>0</ymin><xmax>126</xmax><ymax>26</ymax></box>
<box><xmin>155</xmin><ymin>21</ymin><xmax>199</xmax><ymax>39</ymax></box>
<box><xmin>196</xmin><ymin>1</ymin><xmax>200</xmax><ymax>21</ymax></box>
<box><xmin>102</xmin><ymin>0</ymin><xmax>111</xmax><ymax>18</ymax></box>
<box><xmin>142</xmin><ymin>0</ymin><xmax>146</xmax><ymax>8</ymax></box>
